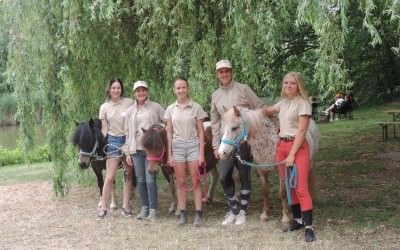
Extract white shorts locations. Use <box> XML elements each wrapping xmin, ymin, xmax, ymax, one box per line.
<box><xmin>172</xmin><ymin>138</ymin><xmax>199</xmax><ymax>163</ymax></box>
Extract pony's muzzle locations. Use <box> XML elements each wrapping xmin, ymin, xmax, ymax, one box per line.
<box><xmin>77</xmin><ymin>156</ymin><xmax>90</xmax><ymax>169</ymax></box>
<box><xmin>218</xmin><ymin>146</ymin><xmax>235</xmax><ymax>160</ymax></box>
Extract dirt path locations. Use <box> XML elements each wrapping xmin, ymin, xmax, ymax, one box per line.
<box><xmin>0</xmin><ymin>181</ymin><xmax>399</xmax><ymax>250</ymax></box>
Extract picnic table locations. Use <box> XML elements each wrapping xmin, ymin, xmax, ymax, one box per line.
<box><xmin>378</xmin><ymin>110</ymin><xmax>400</xmax><ymax>141</ymax></box>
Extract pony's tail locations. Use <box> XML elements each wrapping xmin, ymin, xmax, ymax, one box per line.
<box><xmin>308</xmin><ymin>161</ymin><xmax>317</xmax><ymax>201</ymax></box>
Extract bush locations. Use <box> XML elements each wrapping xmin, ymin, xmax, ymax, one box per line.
<box><xmin>0</xmin><ymin>145</ymin><xmax>51</xmax><ymax>167</ymax></box>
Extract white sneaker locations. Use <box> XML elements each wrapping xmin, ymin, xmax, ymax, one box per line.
<box><xmin>235</xmin><ymin>210</ymin><xmax>246</xmax><ymax>225</ymax></box>
<box><xmin>221</xmin><ymin>211</ymin><xmax>236</xmax><ymax>226</ymax></box>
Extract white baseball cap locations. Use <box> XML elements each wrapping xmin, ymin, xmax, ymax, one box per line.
<box><xmin>216</xmin><ymin>59</ymin><xmax>232</xmax><ymax>71</ymax></box>
<box><xmin>133</xmin><ymin>80</ymin><xmax>148</xmax><ymax>91</ymax></box>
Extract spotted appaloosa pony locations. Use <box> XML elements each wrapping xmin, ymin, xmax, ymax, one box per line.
<box><xmin>218</xmin><ymin>106</ymin><xmax>319</xmax><ymax>231</ymax></box>
<box><xmin>142</xmin><ymin>122</ymin><xmax>219</xmax><ymax>215</ymax></box>
<box><xmin>71</xmin><ymin>118</ymin><xmax>118</xmax><ymax>209</ymax></box>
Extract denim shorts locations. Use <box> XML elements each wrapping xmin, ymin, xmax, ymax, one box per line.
<box><xmin>172</xmin><ymin>138</ymin><xmax>199</xmax><ymax>162</ymax></box>
<box><xmin>105</xmin><ymin>135</ymin><xmax>126</xmax><ymax>158</ymax></box>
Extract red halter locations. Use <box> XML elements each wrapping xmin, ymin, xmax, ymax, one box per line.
<box><xmin>146</xmin><ymin>148</ymin><xmax>165</xmax><ymax>162</ymax></box>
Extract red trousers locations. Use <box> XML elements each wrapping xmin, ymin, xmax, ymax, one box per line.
<box><xmin>276</xmin><ymin>140</ymin><xmax>313</xmax><ymax>211</ymax></box>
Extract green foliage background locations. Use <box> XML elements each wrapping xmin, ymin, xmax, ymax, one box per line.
<box><xmin>0</xmin><ymin>0</ymin><xmax>399</xmax><ymax>195</ymax></box>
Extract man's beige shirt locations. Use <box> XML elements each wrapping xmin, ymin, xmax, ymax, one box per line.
<box><xmin>210</xmin><ymin>80</ymin><xmax>265</xmax><ymax>150</ymax></box>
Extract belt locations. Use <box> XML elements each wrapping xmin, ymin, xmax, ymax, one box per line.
<box><xmin>280</xmin><ymin>136</ymin><xmax>295</xmax><ymax>141</ymax></box>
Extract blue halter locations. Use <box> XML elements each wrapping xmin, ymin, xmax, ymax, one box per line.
<box><xmin>221</xmin><ymin>110</ymin><xmax>249</xmax><ymax>151</ymax></box>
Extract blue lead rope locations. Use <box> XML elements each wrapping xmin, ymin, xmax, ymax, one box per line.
<box><xmin>284</xmin><ymin>164</ymin><xmax>298</xmax><ymax>207</ymax></box>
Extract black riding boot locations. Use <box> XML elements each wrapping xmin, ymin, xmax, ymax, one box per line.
<box><xmin>289</xmin><ymin>204</ymin><xmax>304</xmax><ymax>231</ymax></box>
<box><xmin>303</xmin><ymin>210</ymin><xmax>316</xmax><ymax>242</ymax></box>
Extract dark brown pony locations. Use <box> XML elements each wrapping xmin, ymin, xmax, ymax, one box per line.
<box><xmin>142</xmin><ymin>122</ymin><xmax>219</xmax><ymax>215</ymax></box>
<box><xmin>71</xmin><ymin>118</ymin><xmax>135</xmax><ymax>209</ymax></box>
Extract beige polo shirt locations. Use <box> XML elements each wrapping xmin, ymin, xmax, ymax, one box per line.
<box><xmin>274</xmin><ymin>96</ymin><xmax>311</xmax><ymax>137</ymax></box>
<box><xmin>210</xmin><ymin>80</ymin><xmax>265</xmax><ymax>150</ymax></box>
<box><xmin>99</xmin><ymin>97</ymin><xmax>133</xmax><ymax>136</ymax></box>
<box><xmin>124</xmin><ymin>100</ymin><xmax>165</xmax><ymax>154</ymax></box>
<box><xmin>164</xmin><ymin>100</ymin><xmax>208</xmax><ymax>140</ymax></box>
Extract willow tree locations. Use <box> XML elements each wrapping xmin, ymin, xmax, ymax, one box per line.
<box><xmin>3</xmin><ymin>0</ymin><xmax>399</xmax><ymax>195</ymax></box>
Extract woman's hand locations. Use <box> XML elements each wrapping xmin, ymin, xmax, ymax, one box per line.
<box><xmin>126</xmin><ymin>155</ymin><xmax>133</xmax><ymax>166</ymax></box>
<box><xmin>167</xmin><ymin>155</ymin><xmax>175</xmax><ymax>167</ymax></box>
<box><xmin>284</xmin><ymin>154</ymin><xmax>295</xmax><ymax>167</ymax></box>
<box><xmin>199</xmin><ymin>154</ymin><xmax>205</xmax><ymax>165</ymax></box>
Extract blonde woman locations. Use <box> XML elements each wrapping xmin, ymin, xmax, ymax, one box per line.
<box><xmin>262</xmin><ymin>72</ymin><xmax>316</xmax><ymax>242</ymax></box>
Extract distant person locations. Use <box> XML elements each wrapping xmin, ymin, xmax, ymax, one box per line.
<box><xmin>210</xmin><ymin>59</ymin><xmax>265</xmax><ymax>226</ymax></box>
<box><xmin>332</xmin><ymin>94</ymin><xmax>353</xmax><ymax>118</ymax></box>
<box><xmin>310</xmin><ymin>96</ymin><xmax>319</xmax><ymax>121</ymax></box>
<box><xmin>124</xmin><ymin>80</ymin><xmax>165</xmax><ymax>222</ymax></box>
<box><xmin>97</xmin><ymin>78</ymin><xmax>134</xmax><ymax>220</ymax></box>
<box><xmin>324</xmin><ymin>93</ymin><xmax>344</xmax><ymax>122</ymax></box>
<box><xmin>165</xmin><ymin>77</ymin><xmax>208</xmax><ymax>227</ymax></box>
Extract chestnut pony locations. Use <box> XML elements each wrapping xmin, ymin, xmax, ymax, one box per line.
<box><xmin>142</xmin><ymin>122</ymin><xmax>219</xmax><ymax>215</ymax></box>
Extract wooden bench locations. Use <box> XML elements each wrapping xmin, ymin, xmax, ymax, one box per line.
<box><xmin>377</xmin><ymin>121</ymin><xmax>400</xmax><ymax>141</ymax></box>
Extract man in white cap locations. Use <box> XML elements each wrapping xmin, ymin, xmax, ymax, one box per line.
<box><xmin>210</xmin><ymin>59</ymin><xmax>265</xmax><ymax>225</ymax></box>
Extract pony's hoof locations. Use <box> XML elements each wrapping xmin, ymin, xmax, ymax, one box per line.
<box><xmin>167</xmin><ymin>209</ymin><xmax>176</xmax><ymax>216</ymax></box>
<box><xmin>202</xmin><ymin>196</ymin><xmax>212</xmax><ymax>203</ymax></box>
<box><xmin>282</xmin><ymin>222</ymin><xmax>290</xmax><ymax>232</ymax></box>
<box><xmin>259</xmin><ymin>212</ymin><xmax>269</xmax><ymax>221</ymax></box>
<box><xmin>110</xmin><ymin>203</ymin><xmax>118</xmax><ymax>211</ymax></box>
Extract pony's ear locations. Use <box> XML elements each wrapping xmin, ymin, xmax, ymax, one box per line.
<box><xmin>89</xmin><ymin>118</ymin><xmax>94</xmax><ymax>127</ymax></box>
<box><xmin>233</xmin><ymin>106</ymin><xmax>241</xmax><ymax>116</ymax></box>
<box><xmin>142</xmin><ymin>127</ymin><xmax>148</xmax><ymax>133</ymax></box>
<box><xmin>74</xmin><ymin>120</ymin><xmax>79</xmax><ymax>126</ymax></box>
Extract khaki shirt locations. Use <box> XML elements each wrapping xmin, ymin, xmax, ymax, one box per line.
<box><xmin>210</xmin><ymin>80</ymin><xmax>265</xmax><ymax>150</ymax></box>
<box><xmin>124</xmin><ymin>100</ymin><xmax>165</xmax><ymax>155</ymax></box>
<box><xmin>164</xmin><ymin>100</ymin><xmax>208</xmax><ymax>140</ymax></box>
<box><xmin>274</xmin><ymin>96</ymin><xmax>311</xmax><ymax>137</ymax></box>
<box><xmin>99</xmin><ymin>97</ymin><xmax>133</xmax><ymax>136</ymax></box>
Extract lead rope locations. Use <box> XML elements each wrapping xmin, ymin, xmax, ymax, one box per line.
<box><xmin>284</xmin><ymin>164</ymin><xmax>298</xmax><ymax>207</ymax></box>
<box><xmin>103</xmin><ymin>143</ymin><xmax>123</xmax><ymax>157</ymax></box>
<box><xmin>235</xmin><ymin>153</ymin><xmax>284</xmax><ymax>169</ymax></box>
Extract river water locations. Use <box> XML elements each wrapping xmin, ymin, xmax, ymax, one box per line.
<box><xmin>0</xmin><ymin>126</ymin><xmax>46</xmax><ymax>149</ymax></box>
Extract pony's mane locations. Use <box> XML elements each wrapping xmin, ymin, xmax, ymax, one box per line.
<box><xmin>71</xmin><ymin>119</ymin><xmax>103</xmax><ymax>152</ymax></box>
<box><xmin>142</xmin><ymin>124</ymin><xmax>167</xmax><ymax>151</ymax></box>
<box><xmin>243</xmin><ymin>109</ymin><xmax>267</xmax><ymax>138</ymax></box>
<box><xmin>223</xmin><ymin>107</ymin><xmax>278</xmax><ymax>140</ymax></box>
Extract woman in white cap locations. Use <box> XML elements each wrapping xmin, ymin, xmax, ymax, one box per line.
<box><xmin>165</xmin><ymin>77</ymin><xmax>208</xmax><ymax>227</ymax></box>
<box><xmin>97</xmin><ymin>78</ymin><xmax>134</xmax><ymax>220</ymax></box>
<box><xmin>124</xmin><ymin>80</ymin><xmax>165</xmax><ymax>221</ymax></box>
<box><xmin>210</xmin><ymin>60</ymin><xmax>266</xmax><ymax>226</ymax></box>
